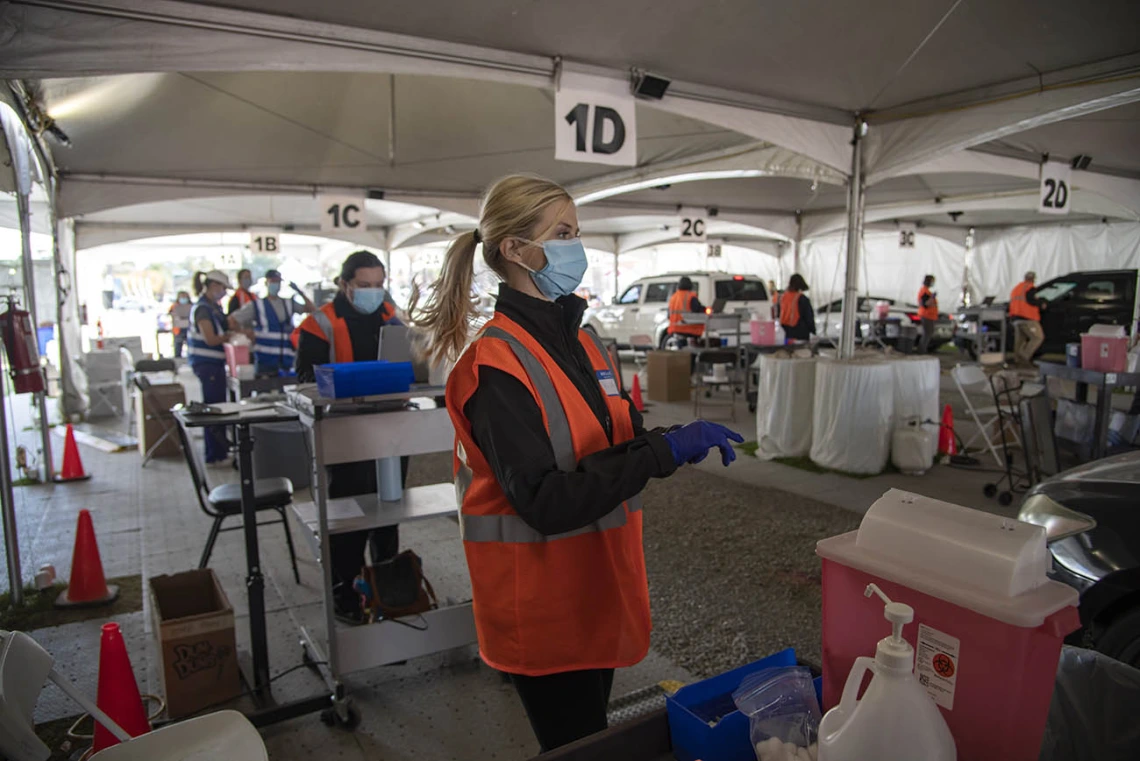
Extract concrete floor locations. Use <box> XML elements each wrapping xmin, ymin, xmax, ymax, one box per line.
<box><xmin>4</xmin><ymin>353</ymin><xmax>1077</xmax><ymax>759</ymax></box>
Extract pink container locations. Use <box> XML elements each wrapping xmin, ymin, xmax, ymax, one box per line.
<box><xmin>817</xmin><ymin>490</ymin><xmax>1079</xmax><ymax>761</ymax></box>
<box><xmin>750</xmin><ymin>319</ymin><xmax>777</xmax><ymax>345</ymax></box>
<box><xmin>1080</xmin><ymin>334</ymin><xmax>1128</xmax><ymax>373</ymax></box>
<box><xmin>224</xmin><ymin>343</ymin><xmax>250</xmax><ymax>378</ymax></box>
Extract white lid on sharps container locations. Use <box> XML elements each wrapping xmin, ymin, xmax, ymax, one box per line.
<box><xmin>816</xmin><ymin>489</ymin><xmax>1078</xmax><ymax>628</ymax></box>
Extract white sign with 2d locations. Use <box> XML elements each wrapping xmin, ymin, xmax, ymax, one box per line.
<box><xmin>899</xmin><ymin>222</ymin><xmax>917</xmax><ymax>249</ymax></box>
<box><xmin>318</xmin><ymin>195</ymin><xmax>367</xmax><ymax>232</ymax></box>
<box><xmin>554</xmin><ymin>88</ymin><xmax>637</xmax><ymax>167</ymax></box>
<box><xmin>1039</xmin><ymin>162</ymin><xmax>1072</xmax><ymax>216</ymax></box>
<box><xmin>249</xmin><ymin>230</ymin><xmax>280</xmax><ymax>254</ymax></box>
<box><xmin>679</xmin><ymin>207</ymin><xmax>708</xmax><ymax>242</ymax></box>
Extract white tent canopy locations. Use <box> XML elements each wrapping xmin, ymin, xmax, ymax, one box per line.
<box><xmin>1</xmin><ymin>0</ymin><xmax>1138</xmax><ymax>358</ymax></box>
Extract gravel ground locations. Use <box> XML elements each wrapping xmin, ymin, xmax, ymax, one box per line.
<box><xmin>406</xmin><ymin>452</ymin><xmax>862</xmax><ymax>679</ymax></box>
<box><xmin>642</xmin><ymin>465</ymin><xmax>861</xmax><ymax>678</ymax></box>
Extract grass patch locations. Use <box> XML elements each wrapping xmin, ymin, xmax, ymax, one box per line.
<box><xmin>734</xmin><ymin>440</ymin><xmax>759</xmax><ymax>458</ymax></box>
<box><xmin>774</xmin><ymin>455</ymin><xmax>894</xmax><ymax>480</ymax></box>
<box><xmin>0</xmin><ymin>575</ymin><xmax>143</xmax><ymax>632</ymax></box>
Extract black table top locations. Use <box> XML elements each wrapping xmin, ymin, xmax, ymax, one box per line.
<box><xmin>173</xmin><ymin>401</ymin><xmax>299</xmax><ymax>427</ymax></box>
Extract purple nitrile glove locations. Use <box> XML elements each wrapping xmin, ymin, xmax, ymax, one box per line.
<box><xmin>664</xmin><ymin>421</ymin><xmax>745</xmax><ymax>467</ymax></box>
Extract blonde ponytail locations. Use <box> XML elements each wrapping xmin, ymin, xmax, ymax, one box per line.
<box><xmin>410</xmin><ymin>174</ymin><xmax>573</xmax><ymax>366</ymax></box>
<box><xmin>409</xmin><ymin>231</ymin><xmax>480</xmax><ymax>367</ymax></box>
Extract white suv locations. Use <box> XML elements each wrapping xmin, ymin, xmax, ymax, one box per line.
<box><xmin>585</xmin><ymin>273</ymin><xmax>771</xmax><ymax>348</ymax></box>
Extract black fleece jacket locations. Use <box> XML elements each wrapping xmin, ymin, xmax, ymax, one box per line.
<box><xmin>464</xmin><ymin>285</ymin><xmax>676</xmax><ymax>536</ymax></box>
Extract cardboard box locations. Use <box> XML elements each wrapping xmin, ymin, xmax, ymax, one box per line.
<box><xmin>150</xmin><ymin>569</ymin><xmax>240</xmax><ymax>718</ymax></box>
<box><xmin>647</xmin><ymin>351</ymin><xmax>692</xmax><ymax>402</ymax></box>
<box><xmin>136</xmin><ymin>382</ymin><xmax>185</xmax><ymax>458</ymax></box>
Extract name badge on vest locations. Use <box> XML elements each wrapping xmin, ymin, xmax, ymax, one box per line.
<box><xmin>596</xmin><ymin>369</ymin><xmax>620</xmax><ymax>396</ymax></box>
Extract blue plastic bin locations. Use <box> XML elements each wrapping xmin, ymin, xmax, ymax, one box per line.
<box><xmin>667</xmin><ymin>648</ymin><xmax>799</xmax><ymax>761</ymax></box>
<box><xmin>36</xmin><ymin>325</ymin><xmax>54</xmax><ymax>357</ymax></box>
<box><xmin>314</xmin><ymin>360</ymin><xmax>414</xmax><ymax>399</ymax></box>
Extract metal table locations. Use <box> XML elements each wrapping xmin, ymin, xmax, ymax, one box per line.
<box><xmin>1038</xmin><ymin>361</ymin><xmax>1140</xmax><ymax>460</ymax></box>
<box><xmin>227</xmin><ymin>374</ymin><xmax>295</xmax><ymax>401</ymax></box>
<box><xmin>173</xmin><ymin>402</ymin><xmax>333</xmax><ymax>727</ymax></box>
<box><xmin>286</xmin><ymin>385</ymin><xmax>477</xmax><ymax>725</ymax></box>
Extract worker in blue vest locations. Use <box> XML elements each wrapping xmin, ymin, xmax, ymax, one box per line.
<box><xmin>188</xmin><ymin>269</ymin><xmax>235</xmax><ymax>467</ymax></box>
<box><xmin>229</xmin><ymin>269</ymin><xmax>315</xmax><ymax>375</ymax></box>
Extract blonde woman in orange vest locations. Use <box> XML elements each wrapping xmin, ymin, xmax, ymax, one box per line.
<box><xmin>1009</xmin><ymin>270</ymin><xmax>1044</xmax><ymax>365</ymax></box>
<box><xmin>917</xmin><ymin>274</ymin><xmax>939</xmax><ymax>354</ymax></box>
<box><xmin>295</xmin><ymin>250</ymin><xmax>403</xmax><ymax>622</ymax></box>
<box><xmin>411</xmin><ymin>175</ymin><xmax>743</xmax><ymax>752</ymax></box>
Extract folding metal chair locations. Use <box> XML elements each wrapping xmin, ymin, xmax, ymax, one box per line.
<box><xmin>951</xmin><ymin>363</ymin><xmax>1020</xmax><ymax>467</ymax></box>
<box><xmin>135</xmin><ymin>375</ymin><xmax>182</xmax><ymax>467</ymax></box>
<box><xmin>173</xmin><ymin>416</ymin><xmax>300</xmax><ymax>583</ymax></box>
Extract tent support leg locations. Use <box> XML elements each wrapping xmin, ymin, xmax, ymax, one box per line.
<box><xmin>838</xmin><ymin>120</ymin><xmax>866</xmax><ymax>360</ymax></box>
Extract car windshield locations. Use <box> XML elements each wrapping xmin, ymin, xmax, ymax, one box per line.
<box><xmin>1034</xmin><ymin>281</ymin><xmax>1077</xmax><ymax>302</ymax></box>
<box><xmin>715</xmin><ymin>279</ymin><xmax>767</xmax><ymax>301</ymax></box>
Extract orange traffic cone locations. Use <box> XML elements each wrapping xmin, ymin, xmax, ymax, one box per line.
<box><xmin>55</xmin><ymin>509</ymin><xmax>119</xmax><ymax>608</ymax></box>
<box><xmin>630</xmin><ymin>372</ymin><xmax>646</xmax><ymax>413</ymax></box>
<box><xmin>53</xmin><ymin>424</ymin><xmax>91</xmax><ymax>482</ymax></box>
<box><xmin>938</xmin><ymin>403</ymin><xmax>957</xmax><ymax>456</ymax></box>
<box><xmin>92</xmin><ymin>622</ymin><xmax>151</xmax><ymax>753</ymax></box>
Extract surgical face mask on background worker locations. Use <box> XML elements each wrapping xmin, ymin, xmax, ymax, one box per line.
<box><xmin>239</xmin><ymin>274</ymin><xmax>252</xmax><ymax>290</ymax></box>
<box><xmin>267</xmin><ymin>281</ymin><xmax>282</xmax><ymax>297</ymax></box>
<box><xmin>344</xmin><ymin>265</ymin><xmax>389</xmax><ymax>314</ymax></box>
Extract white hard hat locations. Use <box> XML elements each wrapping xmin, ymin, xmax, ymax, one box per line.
<box><xmin>205</xmin><ymin>269</ymin><xmax>231</xmax><ymax>288</ymax></box>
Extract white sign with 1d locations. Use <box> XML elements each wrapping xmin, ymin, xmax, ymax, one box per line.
<box><xmin>554</xmin><ymin>88</ymin><xmax>637</xmax><ymax>167</ymax></box>
<box><xmin>1039</xmin><ymin>162</ymin><xmax>1072</xmax><ymax>216</ymax></box>
<box><xmin>318</xmin><ymin>195</ymin><xmax>368</xmax><ymax>232</ymax></box>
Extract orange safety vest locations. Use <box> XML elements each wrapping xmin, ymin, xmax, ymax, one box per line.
<box><xmin>917</xmin><ymin>286</ymin><xmax>939</xmax><ymax>321</ymax></box>
<box><xmin>779</xmin><ymin>290</ymin><xmax>802</xmax><ymax>328</ymax></box>
<box><xmin>446</xmin><ymin>315</ymin><xmax>650</xmax><ymax>676</ymax></box>
<box><xmin>667</xmin><ymin>290</ymin><xmax>704</xmax><ymax>336</ymax></box>
<box><xmin>1009</xmin><ymin>281</ymin><xmax>1040</xmax><ymax>321</ymax></box>
<box><xmin>297</xmin><ymin>300</ymin><xmax>397</xmax><ymax>363</ymax></box>
<box><xmin>233</xmin><ymin>288</ymin><xmax>257</xmax><ymax>307</ymax></box>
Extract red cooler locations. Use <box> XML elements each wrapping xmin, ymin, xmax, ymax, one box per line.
<box><xmin>1080</xmin><ymin>325</ymin><xmax>1128</xmax><ymax>373</ymax></box>
<box><xmin>817</xmin><ymin>489</ymin><xmax>1079</xmax><ymax>761</ymax></box>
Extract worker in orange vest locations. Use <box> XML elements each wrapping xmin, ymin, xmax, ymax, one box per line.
<box><xmin>295</xmin><ymin>250</ymin><xmax>403</xmax><ymax>622</ymax></box>
<box><xmin>1009</xmin><ymin>270</ymin><xmax>1045</xmax><ymax>365</ymax></box>
<box><xmin>778</xmin><ymin>274</ymin><xmax>816</xmax><ymax>342</ymax></box>
<box><xmin>411</xmin><ymin>175</ymin><xmax>743</xmax><ymax>752</ymax></box>
<box><xmin>917</xmin><ymin>274</ymin><xmax>940</xmax><ymax>354</ymax></box>
<box><xmin>666</xmin><ymin>276</ymin><xmax>705</xmax><ymax>345</ymax></box>
<box><xmin>226</xmin><ymin>268</ymin><xmax>258</xmax><ymax>315</ymax></box>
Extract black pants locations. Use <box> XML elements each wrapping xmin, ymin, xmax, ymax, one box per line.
<box><xmin>919</xmin><ymin>317</ymin><xmax>935</xmax><ymax>354</ymax></box>
<box><xmin>328</xmin><ymin>456</ymin><xmax>409</xmax><ymax>615</ymax></box>
<box><xmin>510</xmin><ymin>668</ymin><xmax>615</xmax><ymax>752</ymax></box>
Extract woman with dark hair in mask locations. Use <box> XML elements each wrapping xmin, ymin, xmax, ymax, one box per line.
<box><xmin>295</xmin><ymin>250</ymin><xmax>404</xmax><ymax>621</ymax></box>
<box><xmin>227</xmin><ymin>268</ymin><xmax>257</xmax><ymax>315</ymax></box>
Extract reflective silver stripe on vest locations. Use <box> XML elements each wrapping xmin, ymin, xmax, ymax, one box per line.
<box><xmin>311</xmin><ymin>309</ymin><xmax>336</xmax><ymax>362</ymax></box>
<box><xmin>459</xmin><ymin>326</ymin><xmax>642</xmax><ymax>543</ymax></box>
<box><xmin>482</xmin><ymin>326</ymin><xmax>576</xmax><ymax>473</ymax></box>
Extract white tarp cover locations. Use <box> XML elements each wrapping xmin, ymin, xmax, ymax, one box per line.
<box><xmin>969</xmin><ymin>222</ymin><xmax>1140</xmax><ymax>301</ymax></box>
<box><xmin>755</xmin><ymin>356</ymin><xmax>816</xmax><ymax>460</ymax></box>
<box><xmin>811</xmin><ymin>358</ymin><xmax>894</xmax><ymax>474</ymax></box>
<box><xmin>800</xmin><ymin>229</ymin><xmax>966</xmax><ymax>307</ymax></box>
<box><xmin>891</xmin><ymin>356</ymin><xmax>941</xmax><ymax>427</ymax></box>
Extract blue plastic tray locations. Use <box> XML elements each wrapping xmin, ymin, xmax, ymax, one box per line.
<box><xmin>314</xmin><ymin>360</ymin><xmax>414</xmax><ymax>399</ymax></box>
<box><xmin>667</xmin><ymin>648</ymin><xmax>801</xmax><ymax>761</ymax></box>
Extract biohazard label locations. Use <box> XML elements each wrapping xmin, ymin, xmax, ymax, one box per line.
<box><xmin>916</xmin><ymin>624</ymin><xmax>959</xmax><ymax>710</ymax></box>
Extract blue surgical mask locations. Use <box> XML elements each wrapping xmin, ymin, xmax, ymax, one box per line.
<box><xmin>267</xmin><ymin>282</ymin><xmax>281</xmax><ymax>297</ymax></box>
<box><xmin>519</xmin><ymin>238</ymin><xmax>588</xmax><ymax>300</ymax></box>
<box><xmin>351</xmin><ymin>286</ymin><xmax>388</xmax><ymax>314</ymax></box>
<box><xmin>178</xmin><ymin>296</ymin><xmax>190</xmax><ymax>305</ymax></box>
<box><xmin>240</xmin><ymin>277</ymin><xmax>252</xmax><ymax>290</ymax></box>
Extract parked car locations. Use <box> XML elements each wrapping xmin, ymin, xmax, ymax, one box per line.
<box><xmin>817</xmin><ymin>295</ymin><xmax>954</xmax><ymax>351</ymax></box>
<box><xmin>1018</xmin><ymin>450</ymin><xmax>1140</xmax><ymax>668</ymax></box>
<box><xmin>955</xmin><ymin>268</ymin><xmax>1138</xmax><ymax>357</ymax></box>
<box><xmin>584</xmin><ymin>273</ymin><xmax>770</xmax><ymax>348</ymax></box>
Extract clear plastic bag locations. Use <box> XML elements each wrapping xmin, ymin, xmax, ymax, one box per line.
<box><xmin>732</xmin><ymin>666</ymin><xmax>821</xmax><ymax>761</ymax></box>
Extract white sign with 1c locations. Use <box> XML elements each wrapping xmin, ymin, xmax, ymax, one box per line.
<box><xmin>1039</xmin><ymin>161</ymin><xmax>1072</xmax><ymax>216</ymax></box>
<box><xmin>249</xmin><ymin>230</ymin><xmax>280</xmax><ymax>254</ymax></box>
<box><xmin>554</xmin><ymin>88</ymin><xmax>637</xmax><ymax>167</ymax></box>
<box><xmin>318</xmin><ymin>194</ymin><xmax>368</xmax><ymax>232</ymax></box>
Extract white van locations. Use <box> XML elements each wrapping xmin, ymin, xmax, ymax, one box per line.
<box><xmin>585</xmin><ymin>272</ymin><xmax>771</xmax><ymax>348</ymax></box>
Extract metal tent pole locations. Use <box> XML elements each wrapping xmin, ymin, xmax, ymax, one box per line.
<box><xmin>0</xmin><ymin>304</ymin><xmax>22</xmax><ymax>606</ymax></box>
<box><xmin>612</xmin><ymin>237</ymin><xmax>620</xmax><ymax>303</ymax></box>
<box><xmin>15</xmin><ymin>189</ymin><xmax>55</xmax><ymax>483</ymax></box>
<box><xmin>838</xmin><ymin>120</ymin><xmax>866</xmax><ymax>360</ymax></box>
